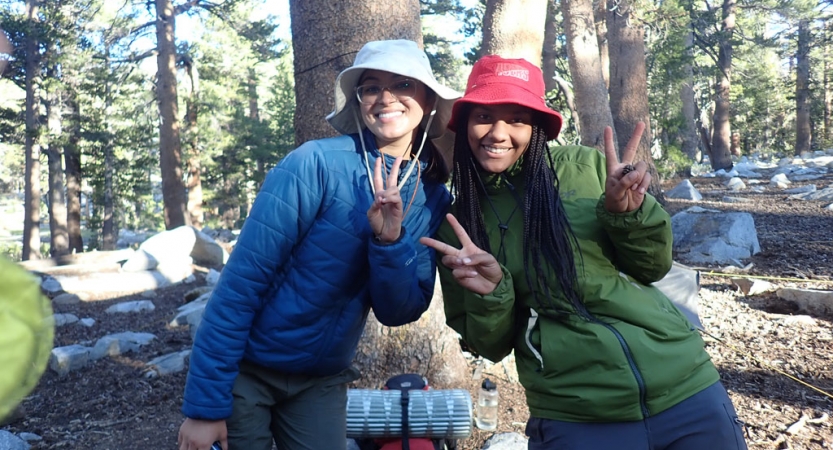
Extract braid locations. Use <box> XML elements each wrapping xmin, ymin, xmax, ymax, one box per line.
<box><xmin>451</xmin><ymin>113</ymin><xmax>491</xmax><ymax>253</ymax></box>
<box><xmin>522</xmin><ymin>125</ymin><xmax>583</xmax><ymax>312</ymax></box>
<box><xmin>451</xmin><ymin>110</ymin><xmax>582</xmax><ymax>314</ymax></box>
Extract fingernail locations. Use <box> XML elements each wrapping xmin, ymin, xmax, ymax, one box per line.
<box><xmin>639</xmin><ymin>187</ymin><xmax>646</xmax><ymax>194</ymax></box>
<box><xmin>462</xmin><ymin>258</ymin><xmax>472</xmax><ymax>264</ymax></box>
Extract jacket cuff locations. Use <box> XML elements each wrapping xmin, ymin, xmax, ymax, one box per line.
<box><xmin>595</xmin><ymin>194</ymin><xmax>653</xmax><ymax>229</ymax></box>
<box><xmin>467</xmin><ymin>265</ymin><xmax>514</xmax><ymax>308</ymax></box>
<box><xmin>371</xmin><ymin>226</ymin><xmax>406</xmax><ymax>246</ymax></box>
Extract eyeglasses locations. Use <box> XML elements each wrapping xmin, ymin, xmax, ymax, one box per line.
<box><xmin>355</xmin><ymin>79</ymin><xmax>418</xmax><ymax>105</ymax></box>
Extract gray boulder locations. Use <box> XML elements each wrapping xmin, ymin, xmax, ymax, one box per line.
<box><xmin>664</xmin><ymin>180</ymin><xmax>702</xmax><ymax>201</ymax></box>
<box><xmin>671</xmin><ymin>207</ymin><xmax>761</xmax><ymax>265</ymax></box>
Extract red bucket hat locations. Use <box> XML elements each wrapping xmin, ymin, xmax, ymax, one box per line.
<box><xmin>448</xmin><ymin>55</ymin><xmax>563</xmax><ymax>140</ymax></box>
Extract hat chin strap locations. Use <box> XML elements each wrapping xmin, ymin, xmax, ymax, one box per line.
<box><xmin>355</xmin><ymin>96</ymin><xmax>439</xmax><ymax>196</ymax></box>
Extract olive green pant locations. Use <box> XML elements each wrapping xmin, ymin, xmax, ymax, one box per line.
<box><xmin>226</xmin><ymin>360</ymin><xmax>361</xmax><ymax>450</ymax></box>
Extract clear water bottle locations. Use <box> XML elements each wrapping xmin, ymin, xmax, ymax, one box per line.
<box><xmin>475</xmin><ymin>378</ymin><xmax>498</xmax><ymax>431</ymax></box>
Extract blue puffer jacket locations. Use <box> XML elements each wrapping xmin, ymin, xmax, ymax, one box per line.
<box><xmin>182</xmin><ymin>130</ymin><xmax>451</xmax><ymax>420</ymax></box>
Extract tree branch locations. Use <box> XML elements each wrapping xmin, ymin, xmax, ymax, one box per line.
<box><xmin>691</xmin><ymin>29</ymin><xmax>720</xmax><ymax>65</ymax></box>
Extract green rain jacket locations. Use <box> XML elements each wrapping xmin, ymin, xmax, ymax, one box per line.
<box><xmin>0</xmin><ymin>258</ymin><xmax>53</xmax><ymax>422</ymax></box>
<box><xmin>437</xmin><ymin>145</ymin><xmax>719</xmax><ymax>422</ymax></box>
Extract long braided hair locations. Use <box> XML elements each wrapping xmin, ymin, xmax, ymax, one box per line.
<box><xmin>451</xmin><ymin>108</ymin><xmax>583</xmax><ymax>314</ymax></box>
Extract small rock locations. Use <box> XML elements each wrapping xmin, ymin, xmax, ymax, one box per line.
<box><xmin>105</xmin><ymin>300</ymin><xmax>155</xmax><ymax>314</ymax></box>
<box><xmin>731</xmin><ymin>278</ymin><xmax>775</xmax><ymax>296</ymax></box>
<box><xmin>52</xmin><ymin>293</ymin><xmax>81</xmax><ymax>305</ymax></box>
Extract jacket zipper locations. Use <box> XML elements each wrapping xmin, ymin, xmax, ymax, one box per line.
<box><xmin>574</xmin><ymin>303</ymin><xmax>650</xmax><ymax>418</ymax></box>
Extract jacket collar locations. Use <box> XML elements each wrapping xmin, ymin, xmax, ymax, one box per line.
<box><xmin>477</xmin><ymin>153</ymin><xmax>525</xmax><ymax>194</ymax></box>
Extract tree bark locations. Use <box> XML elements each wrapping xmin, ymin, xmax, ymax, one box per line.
<box><xmin>542</xmin><ymin>0</ymin><xmax>560</xmax><ymax>94</ymax></box>
<box><xmin>825</xmin><ymin>22</ymin><xmax>832</xmax><ymax>145</ymax></box>
<box><xmin>289</xmin><ymin>0</ymin><xmax>422</xmax><ymax>146</ymax></box>
<box><xmin>102</xmin><ymin>49</ymin><xmax>116</xmax><ymax>251</ymax></box>
<box><xmin>680</xmin><ymin>31</ymin><xmax>700</xmax><ymax>161</ymax></box>
<box><xmin>709</xmin><ymin>0</ymin><xmax>735</xmax><ymax>171</ymax></box>
<box><xmin>595</xmin><ymin>0</ymin><xmax>609</xmax><ymax>89</ymax></box>
<box><xmin>481</xmin><ymin>0</ymin><xmax>548</xmax><ymax>66</ymax></box>
<box><xmin>352</xmin><ymin>282</ymin><xmax>470</xmax><ymax>389</ymax></box>
<box><xmin>248</xmin><ymin>67</ymin><xmax>267</xmax><ymax>186</ymax></box>
<box><xmin>182</xmin><ymin>55</ymin><xmax>204</xmax><ymax>228</ymax></box>
<box><xmin>65</xmin><ymin>86</ymin><xmax>84</xmax><ymax>253</ymax></box>
<box><xmin>45</xmin><ymin>65</ymin><xmax>69</xmax><ymax>257</ymax></box>
<box><xmin>155</xmin><ymin>0</ymin><xmax>188</xmax><ymax>229</ymax></box>
<box><xmin>795</xmin><ymin>18</ymin><xmax>811</xmax><ymax>155</ymax></box>
<box><xmin>693</xmin><ymin>98</ymin><xmax>712</xmax><ymax>162</ymax></box>
<box><xmin>561</xmin><ymin>0</ymin><xmax>615</xmax><ymax>149</ymax></box>
<box><xmin>23</xmin><ymin>0</ymin><xmax>42</xmax><ymax>261</ymax></box>
<box><xmin>606</xmin><ymin>0</ymin><xmax>662</xmax><ymax>201</ymax></box>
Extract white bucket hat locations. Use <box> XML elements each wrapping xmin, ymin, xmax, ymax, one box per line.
<box><xmin>326</xmin><ymin>39</ymin><xmax>461</xmax><ymax>141</ymax></box>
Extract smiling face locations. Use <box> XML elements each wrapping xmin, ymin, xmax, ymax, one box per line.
<box><xmin>467</xmin><ymin>104</ymin><xmax>534</xmax><ymax>174</ymax></box>
<box><xmin>358</xmin><ymin>70</ymin><xmax>430</xmax><ymax>157</ymax></box>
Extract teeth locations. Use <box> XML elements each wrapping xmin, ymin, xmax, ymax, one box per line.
<box><xmin>378</xmin><ymin>111</ymin><xmax>403</xmax><ymax>119</ymax></box>
<box><xmin>484</xmin><ymin>146</ymin><xmax>510</xmax><ymax>154</ymax></box>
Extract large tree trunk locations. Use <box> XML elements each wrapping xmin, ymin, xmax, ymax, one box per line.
<box><xmin>607</xmin><ymin>0</ymin><xmax>662</xmax><ymax>201</ymax></box>
<box><xmin>825</xmin><ymin>22</ymin><xmax>832</xmax><ymax>145</ymax></box>
<box><xmin>289</xmin><ymin>0</ymin><xmax>468</xmax><ymax>389</ymax></box>
<box><xmin>155</xmin><ymin>0</ymin><xmax>188</xmax><ymax>229</ymax></box>
<box><xmin>543</xmin><ymin>0</ymin><xmax>579</xmax><ymax>141</ymax></box>
<box><xmin>542</xmin><ymin>0</ymin><xmax>560</xmax><ymax>94</ymax></box>
<box><xmin>795</xmin><ymin>18</ymin><xmax>811</xmax><ymax>155</ymax></box>
<box><xmin>23</xmin><ymin>0</ymin><xmax>42</xmax><ymax>261</ymax></box>
<box><xmin>289</xmin><ymin>0</ymin><xmax>422</xmax><ymax>146</ymax></box>
<box><xmin>680</xmin><ymin>31</ymin><xmax>700</xmax><ymax>161</ymax></box>
<box><xmin>248</xmin><ymin>67</ymin><xmax>267</xmax><ymax>186</ymax></box>
<box><xmin>353</xmin><ymin>282</ymin><xmax>470</xmax><ymax>389</ymax></box>
<box><xmin>45</xmin><ymin>66</ymin><xmax>69</xmax><ymax>257</ymax></box>
<box><xmin>65</xmin><ymin>87</ymin><xmax>84</xmax><ymax>253</ymax></box>
<box><xmin>595</xmin><ymin>0</ymin><xmax>609</xmax><ymax>89</ymax></box>
<box><xmin>709</xmin><ymin>0</ymin><xmax>735</xmax><ymax>171</ymax></box>
<box><xmin>695</xmin><ymin>98</ymin><xmax>714</xmax><ymax>162</ymax></box>
<box><xmin>481</xmin><ymin>0</ymin><xmax>548</xmax><ymax>66</ymax></box>
<box><xmin>561</xmin><ymin>0</ymin><xmax>615</xmax><ymax>149</ymax></box>
<box><xmin>182</xmin><ymin>56</ymin><xmax>204</xmax><ymax>228</ymax></box>
<box><xmin>102</xmin><ymin>50</ymin><xmax>116</xmax><ymax>250</ymax></box>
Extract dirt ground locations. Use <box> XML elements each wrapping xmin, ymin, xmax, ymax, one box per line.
<box><xmin>3</xmin><ymin>165</ymin><xmax>833</xmax><ymax>450</ymax></box>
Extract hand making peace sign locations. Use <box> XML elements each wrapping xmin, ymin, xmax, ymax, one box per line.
<box><xmin>603</xmin><ymin>122</ymin><xmax>651</xmax><ymax>214</ymax></box>
<box><xmin>419</xmin><ymin>214</ymin><xmax>503</xmax><ymax>295</ymax></box>
<box><xmin>367</xmin><ymin>156</ymin><xmax>404</xmax><ymax>243</ymax></box>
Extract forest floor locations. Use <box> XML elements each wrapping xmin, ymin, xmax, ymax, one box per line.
<box><xmin>3</xmin><ymin>168</ymin><xmax>833</xmax><ymax>450</ymax></box>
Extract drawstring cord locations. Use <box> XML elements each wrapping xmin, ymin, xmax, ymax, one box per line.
<box><xmin>472</xmin><ymin>165</ymin><xmax>521</xmax><ymax>264</ymax></box>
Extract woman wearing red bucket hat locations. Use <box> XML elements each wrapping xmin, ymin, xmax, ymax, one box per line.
<box><xmin>421</xmin><ymin>55</ymin><xmax>746</xmax><ymax>449</ymax></box>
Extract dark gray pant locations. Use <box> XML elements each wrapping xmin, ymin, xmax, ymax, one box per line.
<box><xmin>526</xmin><ymin>382</ymin><xmax>747</xmax><ymax>450</ymax></box>
<box><xmin>226</xmin><ymin>360</ymin><xmax>361</xmax><ymax>450</ymax></box>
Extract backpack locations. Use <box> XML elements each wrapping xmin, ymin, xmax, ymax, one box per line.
<box><xmin>354</xmin><ymin>374</ymin><xmax>458</xmax><ymax>450</ymax></box>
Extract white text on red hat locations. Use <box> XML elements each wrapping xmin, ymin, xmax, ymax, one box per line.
<box><xmin>495</xmin><ymin>63</ymin><xmax>529</xmax><ymax>81</ymax></box>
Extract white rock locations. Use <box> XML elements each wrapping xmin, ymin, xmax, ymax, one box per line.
<box><xmin>105</xmin><ymin>300</ymin><xmax>155</xmax><ymax>314</ymax></box>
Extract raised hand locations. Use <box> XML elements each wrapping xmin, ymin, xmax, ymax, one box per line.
<box><xmin>419</xmin><ymin>214</ymin><xmax>503</xmax><ymax>295</ymax></box>
<box><xmin>367</xmin><ymin>156</ymin><xmax>404</xmax><ymax>243</ymax></box>
<box><xmin>603</xmin><ymin>122</ymin><xmax>651</xmax><ymax>213</ymax></box>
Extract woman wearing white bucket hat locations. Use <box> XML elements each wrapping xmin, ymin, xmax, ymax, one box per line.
<box><xmin>178</xmin><ymin>40</ymin><xmax>460</xmax><ymax>450</ymax></box>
